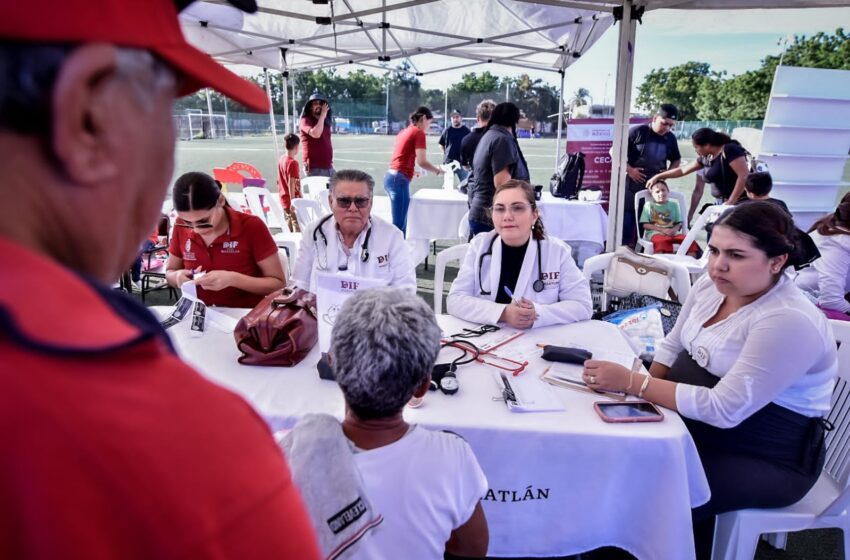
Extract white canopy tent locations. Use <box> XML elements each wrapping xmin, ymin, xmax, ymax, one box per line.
<box><xmin>181</xmin><ymin>0</ymin><xmax>849</xmax><ymax>251</ymax></box>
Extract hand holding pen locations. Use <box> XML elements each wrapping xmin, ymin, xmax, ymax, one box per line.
<box><xmin>499</xmin><ymin>286</ymin><xmax>536</xmax><ymax>329</ymax></box>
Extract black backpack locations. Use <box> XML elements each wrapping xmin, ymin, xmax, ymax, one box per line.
<box><xmin>550</xmin><ymin>152</ymin><xmax>585</xmax><ymax>199</ymax></box>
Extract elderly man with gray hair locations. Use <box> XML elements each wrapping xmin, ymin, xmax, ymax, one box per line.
<box><xmin>291</xmin><ymin>169</ymin><xmax>416</xmax><ymax>293</ymax></box>
<box><xmin>333</xmin><ymin>288</ymin><xmax>489</xmax><ymax>559</ymax></box>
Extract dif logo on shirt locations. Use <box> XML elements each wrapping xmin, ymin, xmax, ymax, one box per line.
<box><xmin>222</xmin><ymin>241</ymin><xmax>240</xmax><ymax>253</ymax></box>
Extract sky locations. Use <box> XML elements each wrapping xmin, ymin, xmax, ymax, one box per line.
<box><xmin>376</xmin><ymin>7</ymin><xmax>850</xmax><ymax>109</ymax></box>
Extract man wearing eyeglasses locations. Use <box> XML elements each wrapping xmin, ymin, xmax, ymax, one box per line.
<box><xmin>292</xmin><ymin>169</ymin><xmax>416</xmax><ymax>293</ymax></box>
<box><xmin>0</xmin><ymin>1</ymin><xmax>319</xmax><ymax>558</ymax></box>
<box><xmin>623</xmin><ymin>103</ymin><xmax>681</xmax><ymax>246</ymax></box>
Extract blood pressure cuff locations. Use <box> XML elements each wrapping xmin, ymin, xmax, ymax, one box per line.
<box><xmin>540</xmin><ymin>346</ymin><xmax>592</xmax><ymax>365</ymax></box>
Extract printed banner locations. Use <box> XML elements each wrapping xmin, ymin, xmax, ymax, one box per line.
<box><xmin>565</xmin><ymin>118</ymin><xmax>650</xmax><ymax>203</ymax></box>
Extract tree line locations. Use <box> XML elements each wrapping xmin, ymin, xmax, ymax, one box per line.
<box><xmin>175</xmin><ymin>63</ymin><xmax>562</xmax><ymax>126</ymax></box>
<box><xmin>635</xmin><ymin>28</ymin><xmax>849</xmax><ymax>121</ymax></box>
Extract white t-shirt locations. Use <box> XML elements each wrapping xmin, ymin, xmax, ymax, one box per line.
<box><xmin>655</xmin><ymin>274</ymin><xmax>836</xmax><ymax>428</ymax></box>
<box><xmin>795</xmin><ymin>230</ymin><xmax>850</xmax><ymax>313</ymax></box>
<box><xmin>351</xmin><ymin>426</ymin><xmax>488</xmax><ymax>560</ymax></box>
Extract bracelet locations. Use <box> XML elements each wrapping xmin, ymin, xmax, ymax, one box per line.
<box><xmin>624</xmin><ymin>358</ymin><xmax>641</xmax><ymax>394</ymax></box>
<box><xmin>638</xmin><ymin>375</ymin><xmax>651</xmax><ymax>399</ymax></box>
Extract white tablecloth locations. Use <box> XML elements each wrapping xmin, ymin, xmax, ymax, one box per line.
<box><xmin>407</xmin><ymin>190</ymin><xmax>608</xmax><ymax>245</ymax></box>
<box><xmin>406</xmin><ymin>190</ymin><xmax>608</xmax><ymax>266</ymax></box>
<box><xmin>156</xmin><ymin>308</ymin><xmax>709</xmax><ymax>560</ymax></box>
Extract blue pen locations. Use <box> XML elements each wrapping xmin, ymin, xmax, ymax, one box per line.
<box><xmin>503</xmin><ymin>286</ymin><xmax>518</xmax><ymax>304</ymax></box>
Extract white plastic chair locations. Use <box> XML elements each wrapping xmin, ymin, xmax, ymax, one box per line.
<box><xmin>312</xmin><ymin>188</ymin><xmax>332</xmax><ymax>214</ymax></box>
<box><xmin>458</xmin><ymin>210</ymin><xmax>470</xmax><ymax>242</ymax></box>
<box><xmin>634</xmin><ymin>189</ymin><xmax>689</xmax><ymax>255</ymax></box>
<box><xmin>300</xmin><ymin>176</ymin><xmax>330</xmax><ymax>197</ymax></box>
<box><xmin>242</xmin><ymin>186</ymin><xmax>269</xmax><ymax>225</ymax></box>
<box><xmin>440</xmin><ymin>161</ymin><xmax>460</xmax><ymax>190</ymax></box>
<box><xmin>277</xmin><ymin>248</ymin><xmax>291</xmax><ymax>280</ymax></box>
<box><xmin>711</xmin><ymin>319</ymin><xmax>850</xmax><ymax>560</ymax></box>
<box><xmin>291</xmin><ymin>198</ymin><xmax>324</xmax><ymax>231</ymax></box>
<box><xmin>433</xmin><ymin>243</ymin><xmax>469</xmax><ymax>315</ymax></box>
<box><xmin>582</xmin><ymin>251</ymin><xmax>692</xmax><ymax>312</ymax></box>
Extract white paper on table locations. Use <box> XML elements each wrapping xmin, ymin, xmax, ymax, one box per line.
<box><xmin>493</xmin><ymin>370</ymin><xmax>565</xmax><ymax>413</ymax></box>
<box><xmin>175</xmin><ymin>280</ymin><xmax>239</xmax><ymax>333</ymax></box>
<box><xmin>315</xmin><ymin>272</ymin><xmax>388</xmax><ymax>352</ymax></box>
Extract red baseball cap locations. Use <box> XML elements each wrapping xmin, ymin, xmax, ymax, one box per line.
<box><xmin>1</xmin><ymin>0</ymin><xmax>269</xmax><ymax>113</ymax></box>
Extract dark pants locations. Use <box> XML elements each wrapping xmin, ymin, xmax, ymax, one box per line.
<box><xmin>667</xmin><ymin>351</ymin><xmax>827</xmax><ymax>560</ymax></box>
<box><xmin>468</xmin><ymin>218</ymin><xmax>493</xmax><ymax>241</ymax></box>
<box><xmin>622</xmin><ymin>178</ymin><xmax>644</xmax><ymax>246</ymax></box>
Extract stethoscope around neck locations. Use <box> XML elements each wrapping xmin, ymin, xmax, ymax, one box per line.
<box><xmin>478</xmin><ymin>234</ymin><xmax>544</xmax><ymax>295</ymax></box>
<box><xmin>314</xmin><ymin>214</ymin><xmax>372</xmax><ymax>271</ymax></box>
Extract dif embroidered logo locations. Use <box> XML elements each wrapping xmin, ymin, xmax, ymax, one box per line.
<box><xmin>221</xmin><ymin>241</ymin><xmax>240</xmax><ymax>253</ymax></box>
<box><xmin>340</xmin><ymin>280</ymin><xmax>359</xmax><ymax>291</ymax></box>
<box><xmin>376</xmin><ymin>254</ymin><xmax>389</xmax><ymax>266</ymax></box>
<box><xmin>542</xmin><ymin>271</ymin><xmax>560</xmax><ymax>286</ymax></box>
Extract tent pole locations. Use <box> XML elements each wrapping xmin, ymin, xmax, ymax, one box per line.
<box><xmin>444</xmin><ymin>87</ymin><xmax>448</xmax><ymax>129</ymax></box>
<box><xmin>264</xmin><ymin>68</ymin><xmax>281</xmax><ymax>164</ymax></box>
<box><xmin>291</xmin><ymin>77</ymin><xmax>298</xmax><ymax>134</ymax></box>
<box><xmin>282</xmin><ymin>72</ymin><xmax>290</xmax><ymax>136</ymax></box>
<box><xmin>555</xmin><ymin>69</ymin><xmax>566</xmax><ymax>171</ymax></box>
<box><xmin>205</xmin><ymin>88</ymin><xmax>216</xmax><ymax>139</ymax></box>
<box><xmin>606</xmin><ymin>0</ymin><xmax>637</xmax><ymax>252</ymax></box>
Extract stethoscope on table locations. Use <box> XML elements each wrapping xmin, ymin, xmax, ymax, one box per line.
<box><xmin>478</xmin><ymin>234</ymin><xmax>544</xmax><ymax>295</ymax></box>
<box><xmin>314</xmin><ymin>214</ymin><xmax>372</xmax><ymax>271</ymax></box>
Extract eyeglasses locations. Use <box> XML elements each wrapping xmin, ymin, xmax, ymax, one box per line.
<box><xmin>492</xmin><ymin>203</ymin><xmax>532</xmax><ymax>216</ymax></box>
<box><xmin>176</xmin><ymin>209</ymin><xmax>216</xmax><ymax>229</ymax></box>
<box><xmin>335</xmin><ymin>196</ymin><xmax>371</xmax><ymax>209</ymax></box>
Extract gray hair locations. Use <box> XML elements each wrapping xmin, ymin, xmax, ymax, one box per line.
<box><xmin>331</xmin><ymin>288</ymin><xmax>441</xmax><ymax>419</ymax></box>
<box><xmin>329</xmin><ymin>169</ymin><xmax>375</xmax><ymax>195</ymax></box>
<box><xmin>0</xmin><ymin>43</ymin><xmax>174</xmax><ymax>136</ymax></box>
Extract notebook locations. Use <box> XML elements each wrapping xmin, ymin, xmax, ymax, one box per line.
<box><xmin>540</xmin><ymin>363</ymin><xmax>627</xmax><ymax>402</ymax></box>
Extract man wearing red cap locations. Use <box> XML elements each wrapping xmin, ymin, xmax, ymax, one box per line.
<box><xmin>0</xmin><ymin>1</ymin><xmax>320</xmax><ymax>558</ymax></box>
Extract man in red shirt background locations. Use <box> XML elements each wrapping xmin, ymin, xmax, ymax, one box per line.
<box><xmin>0</xmin><ymin>1</ymin><xmax>320</xmax><ymax>558</ymax></box>
<box><xmin>299</xmin><ymin>92</ymin><xmax>335</xmax><ymax>177</ymax></box>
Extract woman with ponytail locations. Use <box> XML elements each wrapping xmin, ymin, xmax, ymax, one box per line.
<box><xmin>384</xmin><ymin>105</ymin><xmax>444</xmax><ymax>234</ymax></box>
<box><xmin>447</xmin><ymin>180</ymin><xmax>591</xmax><ymax>328</ymax></box>
<box><xmin>585</xmin><ymin>201</ymin><xmax>835</xmax><ymax>559</ymax></box>
<box><xmin>796</xmin><ymin>192</ymin><xmax>850</xmax><ymax>319</ymax></box>
<box><xmin>647</xmin><ymin>127</ymin><xmax>750</xmax><ymax>205</ymax></box>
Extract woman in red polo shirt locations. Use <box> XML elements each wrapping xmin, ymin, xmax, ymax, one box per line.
<box><xmin>384</xmin><ymin>106</ymin><xmax>444</xmax><ymax>235</ymax></box>
<box><xmin>166</xmin><ymin>172</ymin><xmax>285</xmax><ymax>308</ymax></box>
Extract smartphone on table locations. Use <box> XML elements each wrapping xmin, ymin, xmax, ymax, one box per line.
<box><xmin>594</xmin><ymin>401</ymin><xmax>664</xmax><ymax>423</ymax></box>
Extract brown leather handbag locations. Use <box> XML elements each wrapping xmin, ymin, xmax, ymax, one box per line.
<box><xmin>233</xmin><ymin>287</ymin><xmax>318</xmax><ymax>366</ymax></box>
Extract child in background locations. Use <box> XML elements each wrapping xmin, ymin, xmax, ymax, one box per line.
<box><xmin>277</xmin><ymin>133</ymin><xmax>303</xmax><ymax>232</ymax></box>
<box><xmin>744</xmin><ymin>171</ymin><xmax>790</xmax><ymax>214</ymax></box>
<box><xmin>640</xmin><ymin>181</ymin><xmax>699</xmax><ymax>256</ymax></box>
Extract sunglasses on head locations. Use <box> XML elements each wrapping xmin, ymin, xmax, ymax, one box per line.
<box><xmin>335</xmin><ymin>196</ymin><xmax>371</xmax><ymax>209</ymax></box>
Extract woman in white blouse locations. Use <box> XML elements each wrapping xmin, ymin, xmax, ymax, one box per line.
<box><xmin>796</xmin><ymin>192</ymin><xmax>850</xmax><ymax>320</ymax></box>
<box><xmin>585</xmin><ymin>201</ymin><xmax>836</xmax><ymax>559</ymax></box>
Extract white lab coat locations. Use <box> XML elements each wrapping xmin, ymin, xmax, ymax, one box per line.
<box><xmin>447</xmin><ymin>231</ymin><xmax>592</xmax><ymax>327</ymax></box>
<box><xmin>292</xmin><ymin>214</ymin><xmax>417</xmax><ymax>293</ymax></box>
